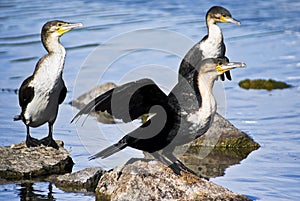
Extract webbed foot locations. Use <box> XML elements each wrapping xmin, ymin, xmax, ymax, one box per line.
<box><xmin>26</xmin><ymin>136</ymin><xmax>41</xmax><ymax>147</ymax></box>
<box><xmin>40</xmin><ymin>136</ymin><xmax>59</xmax><ymax>149</ymax></box>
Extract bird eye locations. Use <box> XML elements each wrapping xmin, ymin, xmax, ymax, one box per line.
<box><xmin>57</xmin><ymin>23</ymin><xmax>63</xmax><ymax>27</ymax></box>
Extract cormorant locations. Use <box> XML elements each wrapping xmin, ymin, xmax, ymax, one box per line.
<box><xmin>14</xmin><ymin>20</ymin><xmax>83</xmax><ymax>149</ymax></box>
<box><xmin>72</xmin><ymin>57</ymin><xmax>245</xmax><ymax>175</ymax></box>
<box><xmin>179</xmin><ymin>6</ymin><xmax>240</xmax><ymax>83</ymax></box>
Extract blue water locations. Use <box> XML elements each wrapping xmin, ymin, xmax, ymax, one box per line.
<box><xmin>1</xmin><ymin>0</ymin><xmax>300</xmax><ymax>200</ymax></box>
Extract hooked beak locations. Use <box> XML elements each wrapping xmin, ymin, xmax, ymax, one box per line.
<box><xmin>61</xmin><ymin>22</ymin><xmax>83</xmax><ymax>30</ymax></box>
<box><xmin>58</xmin><ymin>22</ymin><xmax>83</xmax><ymax>35</ymax></box>
<box><xmin>221</xmin><ymin>62</ymin><xmax>246</xmax><ymax>71</ymax></box>
<box><xmin>222</xmin><ymin>16</ymin><xmax>241</xmax><ymax>25</ymax></box>
<box><xmin>217</xmin><ymin>61</ymin><xmax>246</xmax><ymax>74</ymax></box>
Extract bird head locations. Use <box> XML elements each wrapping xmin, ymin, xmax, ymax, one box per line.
<box><xmin>206</xmin><ymin>6</ymin><xmax>240</xmax><ymax>25</ymax></box>
<box><xmin>198</xmin><ymin>57</ymin><xmax>246</xmax><ymax>80</ymax></box>
<box><xmin>42</xmin><ymin>20</ymin><xmax>83</xmax><ymax>37</ymax></box>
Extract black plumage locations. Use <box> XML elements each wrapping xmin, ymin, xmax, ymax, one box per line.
<box><xmin>72</xmin><ymin>58</ymin><xmax>245</xmax><ymax>175</ymax></box>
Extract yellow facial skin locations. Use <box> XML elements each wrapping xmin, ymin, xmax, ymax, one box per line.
<box><xmin>216</xmin><ymin>62</ymin><xmax>246</xmax><ymax>74</ymax></box>
<box><xmin>216</xmin><ymin>63</ymin><xmax>229</xmax><ymax>74</ymax></box>
<box><xmin>220</xmin><ymin>16</ymin><xmax>241</xmax><ymax>25</ymax></box>
<box><xmin>57</xmin><ymin>22</ymin><xmax>83</xmax><ymax>35</ymax></box>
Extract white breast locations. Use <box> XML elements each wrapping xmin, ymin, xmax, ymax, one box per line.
<box><xmin>24</xmin><ymin>53</ymin><xmax>65</xmax><ymax>127</ymax></box>
<box><xmin>199</xmin><ymin>24</ymin><xmax>223</xmax><ymax>59</ymax></box>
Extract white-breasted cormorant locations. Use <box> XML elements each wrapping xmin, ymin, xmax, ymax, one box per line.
<box><xmin>72</xmin><ymin>57</ymin><xmax>245</xmax><ymax>175</ymax></box>
<box><xmin>179</xmin><ymin>6</ymin><xmax>240</xmax><ymax>83</ymax></box>
<box><xmin>14</xmin><ymin>20</ymin><xmax>82</xmax><ymax>149</ymax></box>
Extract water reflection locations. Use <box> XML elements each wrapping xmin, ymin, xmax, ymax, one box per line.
<box><xmin>178</xmin><ymin>146</ymin><xmax>258</xmax><ymax>178</ymax></box>
<box><xmin>19</xmin><ymin>182</ymin><xmax>54</xmax><ymax>201</ymax></box>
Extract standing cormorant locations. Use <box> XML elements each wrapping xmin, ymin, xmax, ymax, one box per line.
<box><xmin>72</xmin><ymin>57</ymin><xmax>245</xmax><ymax>174</ymax></box>
<box><xmin>179</xmin><ymin>6</ymin><xmax>240</xmax><ymax>83</ymax></box>
<box><xmin>14</xmin><ymin>20</ymin><xmax>82</xmax><ymax>149</ymax></box>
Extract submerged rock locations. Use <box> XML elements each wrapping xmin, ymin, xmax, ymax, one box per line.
<box><xmin>0</xmin><ymin>141</ymin><xmax>73</xmax><ymax>180</ymax></box>
<box><xmin>239</xmin><ymin>78</ymin><xmax>292</xmax><ymax>90</ymax></box>
<box><xmin>96</xmin><ymin>160</ymin><xmax>251</xmax><ymax>201</ymax></box>
<box><xmin>48</xmin><ymin>167</ymin><xmax>105</xmax><ymax>192</ymax></box>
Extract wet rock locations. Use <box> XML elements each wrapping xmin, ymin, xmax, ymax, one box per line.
<box><xmin>190</xmin><ymin>113</ymin><xmax>260</xmax><ymax>148</ymax></box>
<box><xmin>70</xmin><ymin>82</ymin><xmax>117</xmax><ymax>124</ymax></box>
<box><xmin>48</xmin><ymin>167</ymin><xmax>105</xmax><ymax>192</ymax></box>
<box><xmin>0</xmin><ymin>141</ymin><xmax>73</xmax><ymax>180</ymax></box>
<box><xmin>239</xmin><ymin>78</ymin><xmax>292</xmax><ymax>90</ymax></box>
<box><xmin>96</xmin><ymin>160</ymin><xmax>251</xmax><ymax>201</ymax></box>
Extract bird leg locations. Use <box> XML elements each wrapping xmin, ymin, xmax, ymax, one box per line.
<box><xmin>25</xmin><ymin>125</ymin><xmax>41</xmax><ymax>147</ymax></box>
<box><xmin>151</xmin><ymin>152</ymin><xmax>182</xmax><ymax>175</ymax></box>
<box><xmin>163</xmin><ymin>152</ymin><xmax>208</xmax><ymax>179</ymax></box>
<box><xmin>40</xmin><ymin>123</ymin><xmax>59</xmax><ymax>149</ymax></box>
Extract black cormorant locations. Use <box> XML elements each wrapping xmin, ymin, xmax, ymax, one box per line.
<box><xmin>179</xmin><ymin>6</ymin><xmax>240</xmax><ymax>83</ymax></box>
<box><xmin>72</xmin><ymin>57</ymin><xmax>245</xmax><ymax>174</ymax></box>
<box><xmin>14</xmin><ymin>20</ymin><xmax>83</xmax><ymax>149</ymax></box>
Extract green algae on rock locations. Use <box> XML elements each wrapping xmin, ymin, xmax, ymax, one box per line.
<box><xmin>239</xmin><ymin>79</ymin><xmax>292</xmax><ymax>90</ymax></box>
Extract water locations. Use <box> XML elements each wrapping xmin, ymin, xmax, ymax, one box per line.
<box><xmin>1</xmin><ymin>0</ymin><xmax>300</xmax><ymax>200</ymax></box>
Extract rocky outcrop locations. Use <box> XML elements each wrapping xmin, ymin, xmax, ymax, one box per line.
<box><xmin>48</xmin><ymin>167</ymin><xmax>105</xmax><ymax>192</ymax></box>
<box><xmin>0</xmin><ymin>141</ymin><xmax>73</xmax><ymax>180</ymax></box>
<box><xmin>96</xmin><ymin>160</ymin><xmax>251</xmax><ymax>201</ymax></box>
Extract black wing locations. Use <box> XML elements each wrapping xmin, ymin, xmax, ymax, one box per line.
<box><xmin>14</xmin><ymin>76</ymin><xmax>34</xmax><ymax>121</ymax></box>
<box><xmin>89</xmin><ymin>99</ymin><xmax>179</xmax><ymax>159</ymax></box>
<box><xmin>178</xmin><ymin>40</ymin><xmax>204</xmax><ymax>83</ymax></box>
<box><xmin>18</xmin><ymin>76</ymin><xmax>34</xmax><ymax>111</ymax></box>
<box><xmin>58</xmin><ymin>81</ymin><xmax>67</xmax><ymax>105</ymax></box>
<box><xmin>71</xmin><ymin>78</ymin><xmax>168</xmax><ymax>123</ymax></box>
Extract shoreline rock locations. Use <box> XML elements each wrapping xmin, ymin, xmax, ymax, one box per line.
<box><xmin>96</xmin><ymin>160</ymin><xmax>251</xmax><ymax>201</ymax></box>
<box><xmin>48</xmin><ymin>167</ymin><xmax>105</xmax><ymax>192</ymax></box>
<box><xmin>0</xmin><ymin>141</ymin><xmax>73</xmax><ymax>180</ymax></box>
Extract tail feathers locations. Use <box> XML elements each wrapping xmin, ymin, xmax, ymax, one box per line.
<box><xmin>88</xmin><ymin>142</ymin><xmax>127</xmax><ymax>160</ymax></box>
<box><xmin>13</xmin><ymin>115</ymin><xmax>22</xmax><ymax>121</ymax></box>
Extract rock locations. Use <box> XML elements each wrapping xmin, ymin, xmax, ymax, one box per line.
<box><xmin>96</xmin><ymin>160</ymin><xmax>251</xmax><ymax>201</ymax></box>
<box><xmin>70</xmin><ymin>82</ymin><xmax>117</xmax><ymax>124</ymax></box>
<box><xmin>239</xmin><ymin>78</ymin><xmax>292</xmax><ymax>90</ymax></box>
<box><xmin>48</xmin><ymin>167</ymin><xmax>105</xmax><ymax>192</ymax></box>
<box><xmin>190</xmin><ymin>113</ymin><xmax>260</xmax><ymax>148</ymax></box>
<box><xmin>0</xmin><ymin>141</ymin><xmax>73</xmax><ymax>180</ymax></box>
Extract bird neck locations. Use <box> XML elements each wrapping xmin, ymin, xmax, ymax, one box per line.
<box><xmin>206</xmin><ymin>21</ymin><xmax>223</xmax><ymax>44</ymax></box>
<box><xmin>197</xmin><ymin>73</ymin><xmax>217</xmax><ymax>119</ymax></box>
<box><xmin>33</xmin><ymin>34</ymin><xmax>66</xmax><ymax>82</ymax></box>
<box><xmin>42</xmin><ymin>34</ymin><xmax>66</xmax><ymax>55</ymax></box>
